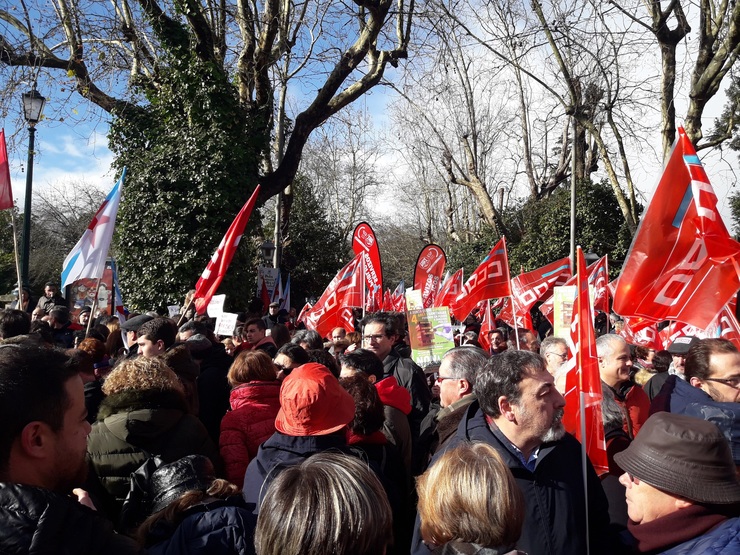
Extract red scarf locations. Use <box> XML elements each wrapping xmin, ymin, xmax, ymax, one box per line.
<box><xmin>346</xmin><ymin>429</ymin><xmax>387</xmax><ymax>446</ymax></box>
<box><xmin>628</xmin><ymin>503</ymin><xmax>727</xmax><ymax>553</ymax></box>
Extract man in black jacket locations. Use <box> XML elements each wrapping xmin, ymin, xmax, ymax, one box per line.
<box><xmin>411</xmin><ymin>350</ymin><xmax>616</xmax><ymax>555</ymax></box>
<box><xmin>0</xmin><ymin>343</ymin><xmax>141</xmax><ymax>554</ymax></box>
<box><xmin>361</xmin><ymin>312</ymin><xmax>431</xmax><ymax>473</ymax></box>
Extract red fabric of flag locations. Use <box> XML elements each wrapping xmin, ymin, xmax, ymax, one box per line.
<box><xmin>0</xmin><ymin>129</ymin><xmax>13</xmax><ymax>210</ymax></box>
<box><xmin>193</xmin><ymin>185</ymin><xmax>261</xmax><ymax>315</ymax></box>
<box><xmin>613</xmin><ymin>128</ymin><xmax>740</xmax><ymax>330</ymax></box>
<box><xmin>304</xmin><ymin>254</ymin><xmax>364</xmax><ymax>338</ymax></box>
<box><xmin>478</xmin><ymin>301</ymin><xmax>495</xmax><ymax>352</ymax></box>
<box><xmin>450</xmin><ymin>238</ymin><xmax>511</xmax><ymax>321</ymax></box>
<box><xmin>563</xmin><ymin>247</ymin><xmax>609</xmax><ymax>476</ymax></box>
<box><xmin>510</xmin><ymin>256</ymin><xmax>571</xmax><ymax>317</ymax></box>
<box><xmin>433</xmin><ymin>269</ymin><xmax>463</xmax><ymax>309</ymax></box>
<box><xmin>414</xmin><ymin>244</ymin><xmax>447</xmax><ymax>308</ymax></box>
<box><xmin>718</xmin><ymin>306</ymin><xmax>740</xmax><ymax>350</ymax></box>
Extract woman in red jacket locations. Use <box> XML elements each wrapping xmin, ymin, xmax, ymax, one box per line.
<box><xmin>219</xmin><ymin>350</ymin><xmax>281</xmax><ymax>488</ymax></box>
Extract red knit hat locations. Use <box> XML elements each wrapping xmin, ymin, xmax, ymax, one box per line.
<box><xmin>275</xmin><ymin>363</ymin><xmax>355</xmax><ymax>436</ymax></box>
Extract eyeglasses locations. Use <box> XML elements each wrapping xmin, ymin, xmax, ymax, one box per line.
<box><xmin>274</xmin><ymin>362</ymin><xmax>294</xmax><ymax>376</ymax></box>
<box><xmin>703</xmin><ymin>376</ymin><xmax>740</xmax><ymax>388</ymax></box>
<box><xmin>435</xmin><ymin>375</ymin><xmax>456</xmax><ymax>383</ymax></box>
<box><xmin>547</xmin><ymin>351</ymin><xmax>568</xmax><ymax>360</ymax></box>
<box><xmin>626</xmin><ymin>472</ymin><xmax>641</xmax><ymax>485</ymax></box>
<box><xmin>362</xmin><ymin>334</ymin><xmax>387</xmax><ymax>343</ymax></box>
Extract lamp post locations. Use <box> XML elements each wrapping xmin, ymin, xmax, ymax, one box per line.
<box><xmin>259</xmin><ymin>240</ymin><xmax>275</xmax><ymax>267</ymax></box>
<box><xmin>20</xmin><ymin>86</ymin><xmax>46</xmax><ymax>289</ymax></box>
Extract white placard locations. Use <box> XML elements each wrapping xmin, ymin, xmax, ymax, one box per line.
<box><xmin>207</xmin><ymin>294</ymin><xmax>226</xmax><ymax>317</ymax></box>
<box><xmin>167</xmin><ymin>305</ymin><xmax>180</xmax><ymax>318</ymax></box>
<box><xmin>215</xmin><ymin>312</ymin><xmax>238</xmax><ymax>337</ymax></box>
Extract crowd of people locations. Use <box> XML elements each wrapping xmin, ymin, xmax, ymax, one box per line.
<box><xmin>0</xmin><ymin>285</ymin><xmax>738</xmax><ymax>554</ymax></box>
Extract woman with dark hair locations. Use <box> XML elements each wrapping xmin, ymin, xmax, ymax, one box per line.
<box><xmin>255</xmin><ymin>452</ymin><xmax>392</xmax><ymax>555</ymax></box>
<box><xmin>136</xmin><ymin>455</ymin><xmax>257</xmax><ymax>555</ymax></box>
<box><xmin>219</xmin><ymin>350</ymin><xmax>281</xmax><ymax>488</ymax></box>
<box><xmin>269</xmin><ymin>324</ymin><xmax>290</xmax><ymax>349</ymax></box>
<box><xmin>340</xmin><ymin>374</ymin><xmax>410</xmax><ymax>554</ymax></box>
<box><xmin>416</xmin><ymin>442</ymin><xmax>525</xmax><ymax>554</ymax></box>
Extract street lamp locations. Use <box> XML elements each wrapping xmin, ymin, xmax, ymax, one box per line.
<box><xmin>20</xmin><ymin>86</ymin><xmax>46</xmax><ymax>289</ymax></box>
<box><xmin>259</xmin><ymin>240</ymin><xmax>275</xmax><ymax>267</ymax></box>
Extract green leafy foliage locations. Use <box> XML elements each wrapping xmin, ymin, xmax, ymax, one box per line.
<box><xmin>277</xmin><ymin>175</ymin><xmax>347</xmax><ymax>307</ymax></box>
<box><xmin>729</xmin><ymin>190</ymin><xmax>740</xmax><ymax>240</ymax></box>
<box><xmin>109</xmin><ymin>47</ymin><xmax>262</xmax><ymax>311</ymax></box>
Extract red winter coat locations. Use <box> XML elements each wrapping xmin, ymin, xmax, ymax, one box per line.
<box><xmin>219</xmin><ymin>381</ymin><xmax>281</xmax><ymax>488</ymax></box>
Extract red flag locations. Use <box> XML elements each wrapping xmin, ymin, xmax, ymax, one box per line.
<box><xmin>511</xmin><ymin>257</ymin><xmax>571</xmax><ymax>316</ymax></box>
<box><xmin>434</xmin><ymin>269</ymin><xmax>463</xmax><ymax>308</ymax></box>
<box><xmin>391</xmin><ymin>281</ymin><xmax>406</xmax><ymax>312</ymax></box>
<box><xmin>193</xmin><ymin>185</ymin><xmax>260</xmax><ymax>314</ymax></box>
<box><xmin>414</xmin><ymin>244</ymin><xmax>447</xmax><ymax>308</ymax></box>
<box><xmin>296</xmin><ymin>302</ymin><xmax>312</xmax><ymax>324</ymax></box>
<box><xmin>353</xmin><ymin>222</ymin><xmax>383</xmax><ymax>311</ymax></box>
<box><xmin>0</xmin><ymin>129</ymin><xmax>13</xmax><ymax>210</ymax></box>
<box><xmin>450</xmin><ymin>238</ymin><xmax>511</xmax><ymax>321</ymax></box>
<box><xmin>478</xmin><ymin>301</ymin><xmax>495</xmax><ymax>352</ymax></box>
<box><xmin>613</xmin><ymin>127</ymin><xmax>740</xmax><ymax>330</ymax></box>
<box><xmin>718</xmin><ymin>306</ymin><xmax>740</xmax><ymax>350</ymax></box>
<box><xmin>260</xmin><ymin>280</ymin><xmax>271</xmax><ymax>315</ymax></box>
<box><xmin>619</xmin><ymin>320</ymin><xmax>662</xmax><ymax>351</ymax></box>
<box><xmin>497</xmin><ymin>298</ymin><xmax>534</xmax><ymax>330</ymax></box>
<box><xmin>539</xmin><ymin>256</ymin><xmax>608</xmax><ymax>324</ymax></box>
<box><xmin>382</xmin><ymin>289</ymin><xmax>393</xmax><ymax>311</ymax></box>
<box><xmin>304</xmin><ymin>254</ymin><xmax>365</xmax><ymax>338</ymax></box>
<box><xmin>563</xmin><ymin>247</ymin><xmax>609</xmax><ymax>476</ymax></box>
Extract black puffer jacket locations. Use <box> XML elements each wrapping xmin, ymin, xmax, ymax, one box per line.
<box><xmin>0</xmin><ymin>483</ymin><xmax>142</xmax><ymax>554</ymax></box>
<box><xmin>87</xmin><ymin>389</ymin><xmax>220</xmax><ymax>523</ymax></box>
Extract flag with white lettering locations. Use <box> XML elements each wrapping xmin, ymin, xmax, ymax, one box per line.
<box><xmin>613</xmin><ymin>128</ymin><xmax>740</xmax><ymax>330</ymax></box>
<box><xmin>450</xmin><ymin>238</ymin><xmax>511</xmax><ymax>321</ymax></box>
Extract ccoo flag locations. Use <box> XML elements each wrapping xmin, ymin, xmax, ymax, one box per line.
<box><xmin>613</xmin><ymin>128</ymin><xmax>740</xmax><ymax>330</ymax></box>
<box><xmin>62</xmin><ymin>169</ymin><xmax>126</xmax><ymax>289</ymax></box>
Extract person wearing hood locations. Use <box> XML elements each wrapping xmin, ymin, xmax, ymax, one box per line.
<box><xmin>86</xmin><ymin>356</ymin><xmax>220</xmax><ymax>524</ymax></box>
<box><xmin>219</xmin><ymin>350</ymin><xmax>281</xmax><ymax>488</ymax></box>
<box><xmin>340</xmin><ymin>348</ymin><xmax>413</xmax><ymax>473</ymax></box>
<box><xmin>135</xmin><ymin>455</ymin><xmax>256</xmax><ymax>555</ymax></box>
<box><xmin>242</xmin><ymin>362</ymin><xmax>355</xmax><ymax>511</ymax></box>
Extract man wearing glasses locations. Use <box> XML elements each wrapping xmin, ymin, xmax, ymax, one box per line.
<box><xmin>651</xmin><ymin>338</ymin><xmax>740</xmax><ymax>465</ymax></box>
<box><xmin>540</xmin><ymin>336</ymin><xmax>569</xmax><ymax>394</ymax></box>
<box><xmin>361</xmin><ymin>313</ymin><xmax>431</xmax><ymax>473</ymax></box>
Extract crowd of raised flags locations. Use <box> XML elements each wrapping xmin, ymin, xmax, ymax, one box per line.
<box><xmin>2</xmin><ymin>125</ymin><xmax>740</xmax><ymax>474</ymax></box>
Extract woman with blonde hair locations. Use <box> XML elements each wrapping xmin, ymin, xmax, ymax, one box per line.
<box><xmin>219</xmin><ymin>349</ymin><xmax>280</xmax><ymax>488</ymax></box>
<box><xmin>416</xmin><ymin>442</ymin><xmax>525</xmax><ymax>554</ymax></box>
<box><xmin>87</xmin><ymin>356</ymin><xmax>220</xmax><ymax>524</ymax></box>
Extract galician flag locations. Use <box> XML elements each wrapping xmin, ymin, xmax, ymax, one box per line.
<box><xmin>61</xmin><ymin>169</ymin><xmax>126</xmax><ymax>289</ymax></box>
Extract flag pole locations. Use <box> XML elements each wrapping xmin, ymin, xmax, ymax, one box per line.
<box><xmin>87</xmin><ymin>276</ymin><xmax>103</xmax><ymax>336</ymax></box>
<box><xmin>177</xmin><ymin>299</ymin><xmax>194</xmax><ymax>327</ymax></box>
<box><xmin>10</xmin><ymin>209</ymin><xmax>22</xmax><ymax>297</ymax></box>
<box><xmin>576</xmin><ymin>248</ymin><xmax>590</xmax><ymax>555</ymax></box>
<box><xmin>510</xmin><ymin>294</ymin><xmax>521</xmax><ymax>350</ymax></box>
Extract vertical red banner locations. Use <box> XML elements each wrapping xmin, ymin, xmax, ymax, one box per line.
<box><xmin>413</xmin><ymin>244</ymin><xmax>447</xmax><ymax>309</ymax></box>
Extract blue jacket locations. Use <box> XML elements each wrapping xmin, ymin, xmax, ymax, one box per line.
<box><xmin>241</xmin><ymin>430</ymin><xmax>350</xmax><ymax>510</ymax></box>
<box><xmin>658</xmin><ymin>517</ymin><xmax>740</xmax><ymax>554</ymax></box>
<box><xmin>411</xmin><ymin>401</ymin><xmax>617</xmax><ymax>555</ymax></box>
<box><xmin>146</xmin><ymin>498</ymin><xmax>257</xmax><ymax>555</ymax></box>
<box><xmin>651</xmin><ymin>375</ymin><xmax>740</xmax><ymax>464</ymax></box>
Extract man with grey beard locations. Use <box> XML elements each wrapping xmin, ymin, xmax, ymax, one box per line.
<box><xmin>411</xmin><ymin>350</ymin><xmax>616</xmax><ymax>555</ymax></box>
